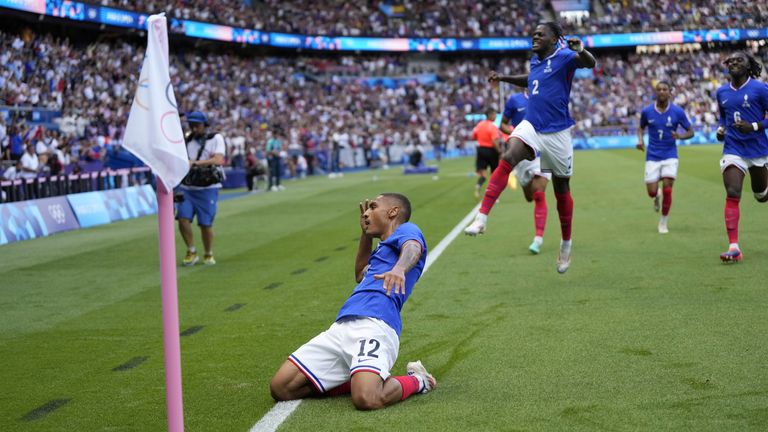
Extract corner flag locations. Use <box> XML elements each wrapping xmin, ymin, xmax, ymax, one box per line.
<box><xmin>122</xmin><ymin>13</ymin><xmax>187</xmax><ymax>432</ymax></box>
<box><xmin>123</xmin><ymin>13</ymin><xmax>189</xmax><ymax>190</ymax></box>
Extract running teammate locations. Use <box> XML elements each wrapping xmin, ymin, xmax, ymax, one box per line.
<box><xmin>636</xmin><ymin>81</ymin><xmax>694</xmax><ymax>234</ymax></box>
<box><xmin>500</xmin><ymin>88</ymin><xmax>551</xmax><ymax>253</ymax></box>
<box><xmin>715</xmin><ymin>52</ymin><xmax>768</xmax><ymax>262</ymax></box>
<box><xmin>464</xmin><ymin>21</ymin><xmax>596</xmax><ymax>274</ymax></box>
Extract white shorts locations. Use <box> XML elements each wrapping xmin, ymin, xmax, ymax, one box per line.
<box><xmin>289</xmin><ymin>317</ymin><xmax>399</xmax><ymax>393</ymax></box>
<box><xmin>720</xmin><ymin>154</ymin><xmax>768</xmax><ymax>174</ymax></box>
<box><xmin>644</xmin><ymin>158</ymin><xmax>678</xmax><ymax>183</ymax></box>
<box><xmin>514</xmin><ymin>158</ymin><xmax>552</xmax><ymax>187</ymax></box>
<box><xmin>510</xmin><ymin>120</ymin><xmax>573</xmax><ymax>177</ymax></box>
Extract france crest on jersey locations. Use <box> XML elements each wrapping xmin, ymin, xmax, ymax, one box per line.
<box><xmin>716</xmin><ymin>78</ymin><xmax>768</xmax><ymax>158</ymax></box>
<box><xmin>336</xmin><ymin>222</ymin><xmax>427</xmax><ymax>336</ymax></box>
<box><xmin>503</xmin><ymin>92</ymin><xmax>529</xmax><ymax>128</ymax></box>
<box><xmin>639</xmin><ymin>103</ymin><xmax>692</xmax><ymax>161</ymax></box>
<box><xmin>525</xmin><ymin>47</ymin><xmax>578</xmax><ymax>133</ymax></box>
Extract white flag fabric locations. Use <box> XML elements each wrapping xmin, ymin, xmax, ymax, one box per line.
<box><xmin>123</xmin><ymin>13</ymin><xmax>189</xmax><ymax>191</ymax></box>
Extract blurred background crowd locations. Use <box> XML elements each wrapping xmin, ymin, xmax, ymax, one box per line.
<box><xmin>98</xmin><ymin>0</ymin><xmax>765</xmax><ymax>37</ymax></box>
<box><xmin>1</xmin><ymin>0</ymin><xmax>767</xmax><ymax>182</ymax></box>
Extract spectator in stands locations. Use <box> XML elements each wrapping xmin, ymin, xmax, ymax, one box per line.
<box><xmin>20</xmin><ymin>144</ymin><xmax>40</xmax><ymax>180</ymax></box>
<box><xmin>1</xmin><ymin>159</ymin><xmax>22</xmax><ymax>180</ymax></box>
<box><xmin>176</xmin><ymin>111</ymin><xmax>226</xmax><ymax>266</ymax></box>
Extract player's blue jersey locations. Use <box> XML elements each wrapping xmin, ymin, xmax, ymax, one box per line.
<box><xmin>336</xmin><ymin>222</ymin><xmax>427</xmax><ymax>336</ymax></box>
<box><xmin>639</xmin><ymin>103</ymin><xmax>692</xmax><ymax>161</ymax></box>
<box><xmin>716</xmin><ymin>77</ymin><xmax>768</xmax><ymax>158</ymax></box>
<box><xmin>503</xmin><ymin>92</ymin><xmax>528</xmax><ymax>128</ymax></box>
<box><xmin>525</xmin><ymin>47</ymin><xmax>578</xmax><ymax>133</ymax></box>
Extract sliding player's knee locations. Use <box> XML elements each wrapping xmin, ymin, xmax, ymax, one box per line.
<box><xmin>351</xmin><ymin>390</ymin><xmax>385</xmax><ymax>410</ymax></box>
<box><xmin>269</xmin><ymin>376</ymin><xmax>301</xmax><ymax>401</ymax></box>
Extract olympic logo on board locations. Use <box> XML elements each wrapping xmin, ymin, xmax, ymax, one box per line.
<box><xmin>47</xmin><ymin>204</ymin><xmax>66</xmax><ymax>224</ymax></box>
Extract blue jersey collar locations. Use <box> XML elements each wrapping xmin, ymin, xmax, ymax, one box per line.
<box><xmin>730</xmin><ymin>77</ymin><xmax>751</xmax><ymax>91</ymax></box>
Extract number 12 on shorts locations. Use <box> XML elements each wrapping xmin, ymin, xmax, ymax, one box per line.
<box><xmin>357</xmin><ymin>339</ymin><xmax>380</xmax><ymax>358</ymax></box>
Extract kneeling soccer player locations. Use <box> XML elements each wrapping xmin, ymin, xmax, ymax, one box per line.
<box><xmin>269</xmin><ymin>193</ymin><xmax>436</xmax><ymax>410</ymax></box>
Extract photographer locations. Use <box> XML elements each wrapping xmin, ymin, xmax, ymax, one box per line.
<box><xmin>176</xmin><ymin>111</ymin><xmax>225</xmax><ymax>266</ymax></box>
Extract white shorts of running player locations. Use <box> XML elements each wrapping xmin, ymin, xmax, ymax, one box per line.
<box><xmin>514</xmin><ymin>158</ymin><xmax>553</xmax><ymax>187</ymax></box>
<box><xmin>644</xmin><ymin>158</ymin><xmax>678</xmax><ymax>183</ymax></box>
<box><xmin>289</xmin><ymin>317</ymin><xmax>399</xmax><ymax>393</ymax></box>
<box><xmin>510</xmin><ymin>120</ymin><xmax>573</xmax><ymax>177</ymax></box>
<box><xmin>720</xmin><ymin>154</ymin><xmax>768</xmax><ymax>173</ymax></box>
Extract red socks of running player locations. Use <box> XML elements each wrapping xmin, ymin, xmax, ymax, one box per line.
<box><xmin>725</xmin><ymin>196</ymin><xmax>740</xmax><ymax>244</ymax></box>
<box><xmin>555</xmin><ymin>191</ymin><xmax>573</xmax><ymax>241</ymax></box>
<box><xmin>533</xmin><ymin>190</ymin><xmax>547</xmax><ymax>237</ymax></box>
<box><xmin>661</xmin><ymin>187</ymin><xmax>672</xmax><ymax>216</ymax></box>
<box><xmin>479</xmin><ymin>160</ymin><xmax>513</xmax><ymax>215</ymax></box>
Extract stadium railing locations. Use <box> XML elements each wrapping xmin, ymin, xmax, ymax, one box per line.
<box><xmin>1</xmin><ymin>167</ymin><xmax>152</xmax><ymax>203</ymax></box>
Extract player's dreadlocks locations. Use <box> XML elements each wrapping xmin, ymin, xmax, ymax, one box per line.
<box><xmin>744</xmin><ymin>52</ymin><xmax>763</xmax><ymax>78</ymax></box>
<box><xmin>540</xmin><ymin>21</ymin><xmax>565</xmax><ymax>45</ymax></box>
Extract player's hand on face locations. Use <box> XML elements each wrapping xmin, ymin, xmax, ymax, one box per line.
<box><xmin>487</xmin><ymin>71</ymin><xmax>499</xmax><ymax>84</ymax></box>
<box><xmin>635</xmin><ymin>142</ymin><xmax>645</xmax><ymax>151</ymax></box>
<box><xmin>567</xmin><ymin>38</ymin><xmax>583</xmax><ymax>52</ymax></box>
<box><xmin>374</xmin><ymin>268</ymin><xmax>406</xmax><ymax>296</ymax></box>
<box><xmin>733</xmin><ymin>120</ymin><xmax>753</xmax><ymax>134</ymax></box>
<box><xmin>359</xmin><ymin>199</ymin><xmax>371</xmax><ymax>233</ymax></box>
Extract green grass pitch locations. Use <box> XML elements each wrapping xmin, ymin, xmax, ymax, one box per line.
<box><xmin>1</xmin><ymin>145</ymin><xmax>767</xmax><ymax>431</ymax></box>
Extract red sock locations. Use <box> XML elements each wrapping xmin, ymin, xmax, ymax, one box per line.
<box><xmin>555</xmin><ymin>191</ymin><xmax>573</xmax><ymax>241</ymax></box>
<box><xmin>392</xmin><ymin>375</ymin><xmax>420</xmax><ymax>401</ymax></box>
<box><xmin>661</xmin><ymin>187</ymin><xmax>672</xmax><ymax>216</ymax></box>
<box><xmin>533</xmin><ymin>190</ymin><xmax>547</xmax><ymax>237</ymax></box>
<box><xmin>725</xmin><ymin>197</ymin><xmax>740</xmax><ymax>244</ymax></box>
<box><xmin>479</xmin><ymin>160</ymin><xmax>513</xmax><ymax>215</ymax></box>
<box><xmin>326</xmin><ymin>381</ymin><xmax>351</xmax><ymax>397</ymax></box>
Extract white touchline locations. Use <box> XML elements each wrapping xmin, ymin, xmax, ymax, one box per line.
<box><xmin>248</xmin><ymin>203</ymin><xmax>481</xmax><ymax>432</ymax></box>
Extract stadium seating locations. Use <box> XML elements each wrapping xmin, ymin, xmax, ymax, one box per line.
<box><xmin>96</xmin><ymin>1</ymin><xmax>765</xmax><ymax>37</ymax></box>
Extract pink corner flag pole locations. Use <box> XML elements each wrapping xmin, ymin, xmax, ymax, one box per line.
<box><xmin>156</xmin><ymin>181</ymin><xmax>185</xmax><ymax>431</ymax></box>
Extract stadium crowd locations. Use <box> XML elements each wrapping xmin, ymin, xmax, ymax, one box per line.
<box><xmin>96</xmin><ymin>0</ymin><xmax>765</xmax><ymax>37</ymax></box>
<box><xmin>577</xmin><ymin>1</ymin><xmax>766</xmax><ymax>34</ymax></box>
<box><xmin>1</xmin><ymin>27</ymin><xmax>766</xmax><ymax>176</ymax></box>
<box><xmin>100</xmin><ymin>0</ymin><xmax>543</xmax><ymax>38</ymax></box>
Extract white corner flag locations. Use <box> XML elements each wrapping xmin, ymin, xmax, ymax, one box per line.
<box><xmin>123</xmin><ymin>13</ymin><xmax>189</xmax><ymax>190</ymax></box>
<box><xmin>122</xmin><ymin>13</ymin><xmax>188</xmax><ymax>432</ymax></box>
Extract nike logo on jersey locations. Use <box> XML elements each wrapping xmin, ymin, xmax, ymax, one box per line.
<box><xmin>648</xmin><ymin>120</ymin><xmax>655</xmax><ymax>123</ymax></box>
<box><xmin>517</xmin><ymin>108</ymin><xmax>525</xmax><ymax>112</ymax></box>
<box><xmin>356</xmin><ymin>358</ymin><xmax>374</xmax><ymax>364</ymax></box>
<box><xmin>722</xmin><ymin>99</ymin><xmax>728</xmax><ymax>104</ymax></box>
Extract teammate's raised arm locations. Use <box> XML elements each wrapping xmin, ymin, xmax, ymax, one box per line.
<box><xmin>567</xmin><ymin>38</ymin><xmax>596</xmax><ymax>69</ymax></box>
<box><xmin>488</xmin><ymin>70</ymin><xmax>528</xmax><ymax>88</ymax></box>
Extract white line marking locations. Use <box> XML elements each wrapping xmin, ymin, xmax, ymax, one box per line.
<box><xmin>424</xmin><ymin>203</ymin><xmax>480</xmax><ymax>273</ymax></box>
<box><xmin>248</xmin><ymin>203</ymin><xmax>480</xmax><ymax>432</ymax></box>
<box><xmin>249</xmin><ymin>401</ymin><xmax>301</xmax><ymax>432</ymax></box>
